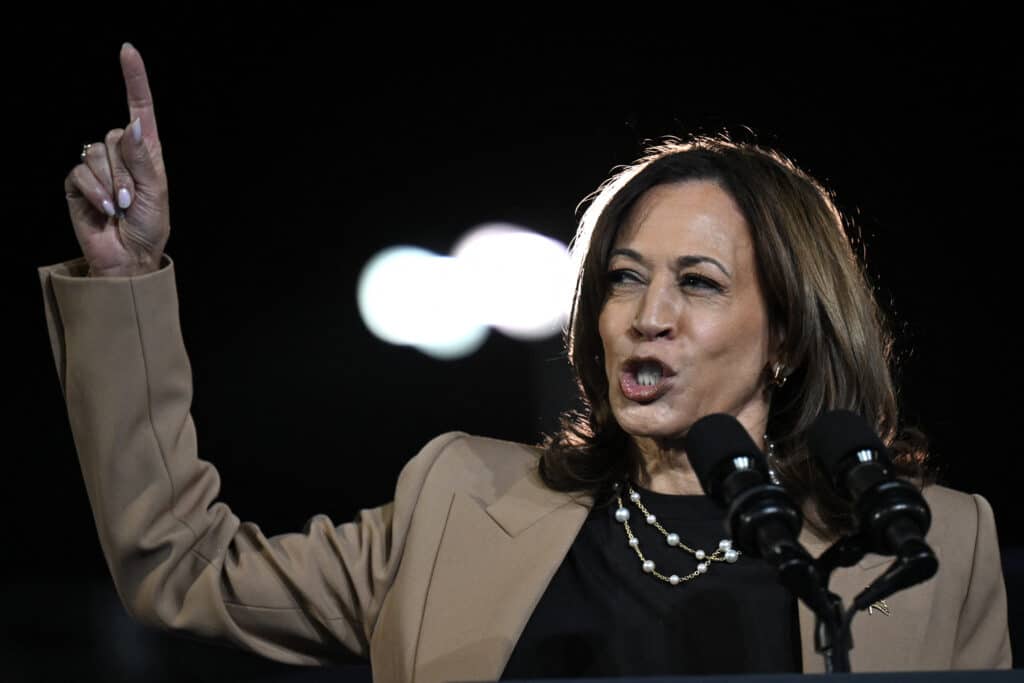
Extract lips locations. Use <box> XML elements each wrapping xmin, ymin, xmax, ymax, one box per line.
<box><xmin>619</xmin><ymin>357</ymin><xmax>676</xmax><ymax>403</ymax></box>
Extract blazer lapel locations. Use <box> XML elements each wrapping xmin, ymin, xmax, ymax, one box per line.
<box><xmin>413</xmin><ymin>469</ymin><xmax>590</xmax><ymax>683</ymax></box>
<box><xmin>797</xmin><ymin>528</ymin><xmax>936</xmax><ymax>673</ymax></box>
<box><xmin>411</xmin><ymin>470</ymin><xmax>935</xmax><ymax>680</ymax></box>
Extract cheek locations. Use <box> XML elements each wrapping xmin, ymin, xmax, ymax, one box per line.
<box><xmin>597</xmin><ymin>306</ymin><xmax>618</xmax><ymax>353</ymax></box>
<box><xmin>597</xmin><ymin>314</ymin><xmax>615</xmax><ymax>378</ymax></box>
<box><xmin>597</xmin><ymin>306</ymin><xmax>630</xmax><ymax>387</ymax></box>
<box><xmin>676</xmin><ymin>337</ymin><xmax>767</xmax><ymax>404</ymax></box>
<box><xmin>693</xmin><ymin>305</ymin><xmax>769</xmax><ymax>360</ymax></box>
<box><xmin>685</xmin><ymin>317</ymin><xmax>737</xmax><ymax>363</ymax></box>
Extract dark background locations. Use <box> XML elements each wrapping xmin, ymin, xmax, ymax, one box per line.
<box><xmin>5</xmin><ymin>6</ymin><xmax>1021</xmax><ymax>681</ymax></box>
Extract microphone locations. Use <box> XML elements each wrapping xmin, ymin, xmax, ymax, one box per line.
<box><xmin>685</xmin><ymin>414</ymin><xmax>809</xmax><ymax>571</ymax></box>
<box><xmin>807</xmin><ymin>410</ymin><xmax>938</xmax><ymax>608</ymax></box>
<box><xmin>686</xmin><ymin>413</ymin><xmax>839</xmax><ymax>665</ymax></box>
<box><xmin>807</xmin><ymin>410</ymin><xmax>933</xmax><ymax>557</ymax></box>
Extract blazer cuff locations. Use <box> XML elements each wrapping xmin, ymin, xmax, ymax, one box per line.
<box><xmin>38</xmin><ymin>253</ymin><xmax>174</xmax><ymax>279</ymax></box>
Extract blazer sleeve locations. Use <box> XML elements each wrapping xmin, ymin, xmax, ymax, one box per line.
<box><xmin>952</xmin><ymin>493</ymin><xmax>1013</xmax><ymax>669</ymax></box>
<box><xmin>38</xmin><ymin>254</ymin><xmax>461</xmax><ymax>665</ymax></box>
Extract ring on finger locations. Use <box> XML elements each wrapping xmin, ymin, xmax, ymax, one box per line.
<box><xmin>80</xmin><ymin>143</ymin><xmax>93</xmax><ymax>161</ymax></box>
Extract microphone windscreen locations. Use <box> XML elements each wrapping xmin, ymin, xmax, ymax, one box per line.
<box><xmin>807</xmin><ymin>410</ymin><xmax>888</xmax><ymax>478</ymax></box>
<box><xmin>685</xmin><ymin>413</ymin><xmax>764</xmax><ymax>492</ymax></box>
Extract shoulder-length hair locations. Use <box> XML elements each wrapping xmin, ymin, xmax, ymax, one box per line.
<box><xmin>539</xmin><ymin>136</ymin><xmax>929</xmax><ymax>537</ymax></box>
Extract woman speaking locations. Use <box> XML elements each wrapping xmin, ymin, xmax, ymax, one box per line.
<box><xmin>40</xmin><ymin>43</ymin><xmax>1011</xmax><ymax>680</ymax></box>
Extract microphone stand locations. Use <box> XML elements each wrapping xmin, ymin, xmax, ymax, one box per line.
<box><xmin>811</xmin><ymin>531</ymin><xmax>939</xmax><ymax>673</ymax></box>
<box><xmin>686</xmin><ymin>413</ymin><xmax>939</xmax><ymax>673</ymax></box>
<box><xmin>729</xmin><ymin>486</ymin><xmax>854</xmax><ymax>672</ymax></box>
<box><xmin>812</xmin><ymin>533</ymin><xmax>871</xmax><ymax>673</ymax></box>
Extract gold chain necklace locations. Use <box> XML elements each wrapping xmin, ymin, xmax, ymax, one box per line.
<box><xmin>614</xmin><ymin>482</ymin><xmax>741</xmax><ymax>585</ymax></box>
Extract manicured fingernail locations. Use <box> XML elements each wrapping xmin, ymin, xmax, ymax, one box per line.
<box><xmin>102</xmin><ymin>199</ymin><xmax>116</xmax><ymax>217</ymax></box>
<box><xmin>122</xmin><ymin>42</ymin><xmax>134</xmax><ymax>52</ymax></box>
<box><xmin>130</xmin><ymin>118</ymin><xmax>142</xmax><ymax>144</ymax></box>
<box><xmin>117</xmin><ymin>188</ymin><xmax>132</xmax><ymax>209</ymax></box>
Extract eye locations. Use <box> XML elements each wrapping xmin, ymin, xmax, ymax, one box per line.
<box><xmin>607</xmin><ymin>269</ymin><xmax>643</xmax><ymax>286</ymax></box>
<box><xmin>679</xmin><ymin>273</ymin><xmax>722</xmax><ymax>291</ymax></box>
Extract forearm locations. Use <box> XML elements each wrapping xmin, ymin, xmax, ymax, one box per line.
<box><xmin>38</xmin><ymin>255</ymin><xmax>362</xmax><ymax>662</ymax></box>
<box><xmin>38</xmin><ymin>254</ymin><xmax>465</xmax><ymax>664</ymax></box>
<box><xmin>40</xmin><ymin>254</ymin><xmax>236</xmax><ymax>617</ymax></box>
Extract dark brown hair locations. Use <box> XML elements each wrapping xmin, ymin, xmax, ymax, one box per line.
<box><xmin>539</xmin><ymin>136</ymin><xmax>929</xmax><ymax>538</ymax></box>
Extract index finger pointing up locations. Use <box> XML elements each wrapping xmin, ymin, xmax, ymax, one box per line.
<box><xmin>119</xmin><ymin>42</ymin><xmax>160</xmax><ymax>144</ymax></box>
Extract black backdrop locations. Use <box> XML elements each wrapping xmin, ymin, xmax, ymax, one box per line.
<box><xmin>5</xmin><ymin>6</ymin><xmax>1021</xmax><ymax>681</ymax></box>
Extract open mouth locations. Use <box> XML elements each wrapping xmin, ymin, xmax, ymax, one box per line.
<box><xmin>620</xmin><ymin>358</ymin><xmax>674</xmax><ymax>402</ymax></box>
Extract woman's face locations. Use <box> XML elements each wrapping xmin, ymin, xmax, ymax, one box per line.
<box><xmin>598</xmin><ymin>180</ymin><xmax>774</xmax><ymax>447</ymax></box>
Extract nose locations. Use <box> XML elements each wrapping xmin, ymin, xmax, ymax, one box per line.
<box><xmin>631</xmin><ymin>282</ymin><xmax>679</xmax><ymax>340</ymax></box>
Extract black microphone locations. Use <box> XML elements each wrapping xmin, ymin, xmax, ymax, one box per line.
<box><xmin>807</xmin><ymin>410</ymin><xmax>933</xmax><ymax>558</ymax></box>
<box><xmin>685</xmin><ymin>414</ymin><xmax>809</xmax><ymax>571</ymax></box>
<box><xmin>686</xmin><ymin>413</ymin><xmax>839</xmax><ymax>661</ymax></box>
<box><xmin>807</xmin><ymin>410</ymin><xmax>938</xmax><ymax>608</ymax></box>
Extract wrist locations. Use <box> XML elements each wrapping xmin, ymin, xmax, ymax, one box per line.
<box><xmin>88</xmin><ymin>258</ymin><xmax>160</xmax><ymax>278</ymax></box>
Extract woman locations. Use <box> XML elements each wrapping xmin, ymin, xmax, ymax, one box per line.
<box><xmin>41</xmin><ymin>43</ymin><xmax>1011</xmax><ymax>681</ymax></box>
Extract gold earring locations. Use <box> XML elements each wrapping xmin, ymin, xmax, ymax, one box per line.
<box><xmin>770</xmin><ymin>362</ymin><xmax>788</xmax><ymax>388</ymax></box>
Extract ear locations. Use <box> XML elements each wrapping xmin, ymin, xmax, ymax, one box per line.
<box><xmin>766</xmin><ymin>321</ymin><xmax>795</xmax><ymax>389</ymax></box>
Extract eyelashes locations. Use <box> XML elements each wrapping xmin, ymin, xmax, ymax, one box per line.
<box><xmin>606</xmin><ymin>269</ymin><xmax>723</xmax><ymax>292</ymax></box>
<box><xmin>606</xmin><ymin>269</ymin><xmax>641</xmax><ymax>285</ymax></box>
<box><xmin>678</xmin><ymin>273</ymin><xmax>722</xmax><ymax>291</ymax></box>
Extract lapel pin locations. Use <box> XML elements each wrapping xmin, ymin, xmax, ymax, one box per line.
<box><xmin>868</xmin><ymin>599</ymin><xmax>891</xmax><ymax>616</ymax></box>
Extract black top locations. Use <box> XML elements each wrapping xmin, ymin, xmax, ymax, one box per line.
<box><xmin>501</xmin><ymin>483</ymin><xmax>801</xmax><ymax>679</ymax></box>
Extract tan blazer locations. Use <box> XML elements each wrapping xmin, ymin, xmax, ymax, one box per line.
<box><xmin>39</xmin><ymin>255</ymin><xmax>1012</xmax><ymax>682</ymax></box>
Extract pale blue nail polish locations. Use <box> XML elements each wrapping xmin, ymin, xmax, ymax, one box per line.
<box><xmin>118</xmin><ymin>188</ymin><xmax>132</xmax><ymax>209</ymax></box>
<box><xmin>102</xmin><ymin>199</ymin><xmax>116</xmax><ymax>217</ymax></box>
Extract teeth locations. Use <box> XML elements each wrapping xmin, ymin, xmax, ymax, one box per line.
<box><xmin>636</xmin><ymin>362</ymin><xmax>663</xmax><ymax>387</ymax></box>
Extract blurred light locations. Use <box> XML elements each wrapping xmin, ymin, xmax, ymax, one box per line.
<box><xmin>357</xmin><ymin>246</ymin><xmax>489</xmax><ymax>359</ymax></box>
<box><xmin>452</xmin><ymin>224</ymin><xmax>572</xmax><ymax>339</ymax></box>
<box><xmin>357</xmin><ymin>224</ymin><xmax>570</xmax><ymax>359</ymax></box>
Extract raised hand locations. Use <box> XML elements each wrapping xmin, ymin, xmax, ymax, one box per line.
<box><xmin>64</xmin><ymin>43</ymin><xmax>170</xmax><ymax>277</ymax></box>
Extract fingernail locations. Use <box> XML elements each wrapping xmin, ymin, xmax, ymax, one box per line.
<box><xmin>117</xmin><ymin>188</ymin><xmax>132</xmax><ymax>209</ymax></box>
<box><xmin>122</xmin><ymin>42</ymin><xmax>134</xmax><ymax>52</ymax></box>
<box><xmin>130</xmin><ymin>118</ymin><xmax>142</xmax><ymax>144</ymax></box>
<box><xmin>102</xmin><ymin>199</ymin><xmax>116</xmax><ymax>217</ymax></box>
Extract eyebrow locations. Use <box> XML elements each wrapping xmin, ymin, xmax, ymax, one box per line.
<box><xmin>609</xmin><ymin>248</ymin><xmax>732</xmax><ymax>279</ymax></box>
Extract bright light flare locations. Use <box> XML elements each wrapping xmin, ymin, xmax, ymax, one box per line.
<box><xmin>357</xmin><ymin>224</ymin><xmax>571</xmax><ymax>359</ymax></box>
<box><xmin>357</xmin><ymin>246</ymin><xmax>489</xmax><ymax>359</ymax></box>
<box><xmin>452</xmin><ymin>224</ymin><xmax>572</xmax><ymax>339</ymax></box>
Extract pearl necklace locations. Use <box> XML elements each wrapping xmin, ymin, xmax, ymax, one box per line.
<box><xmin>614</xmin><ymin>482</ymin><xmax>740</xmax><ymax>585</ymax></box>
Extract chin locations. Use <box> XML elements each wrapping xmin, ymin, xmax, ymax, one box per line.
<box><xmin>611</xmin><ymin>406</ymin><xmax>690</xmax><ymax>441</ymax></box>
